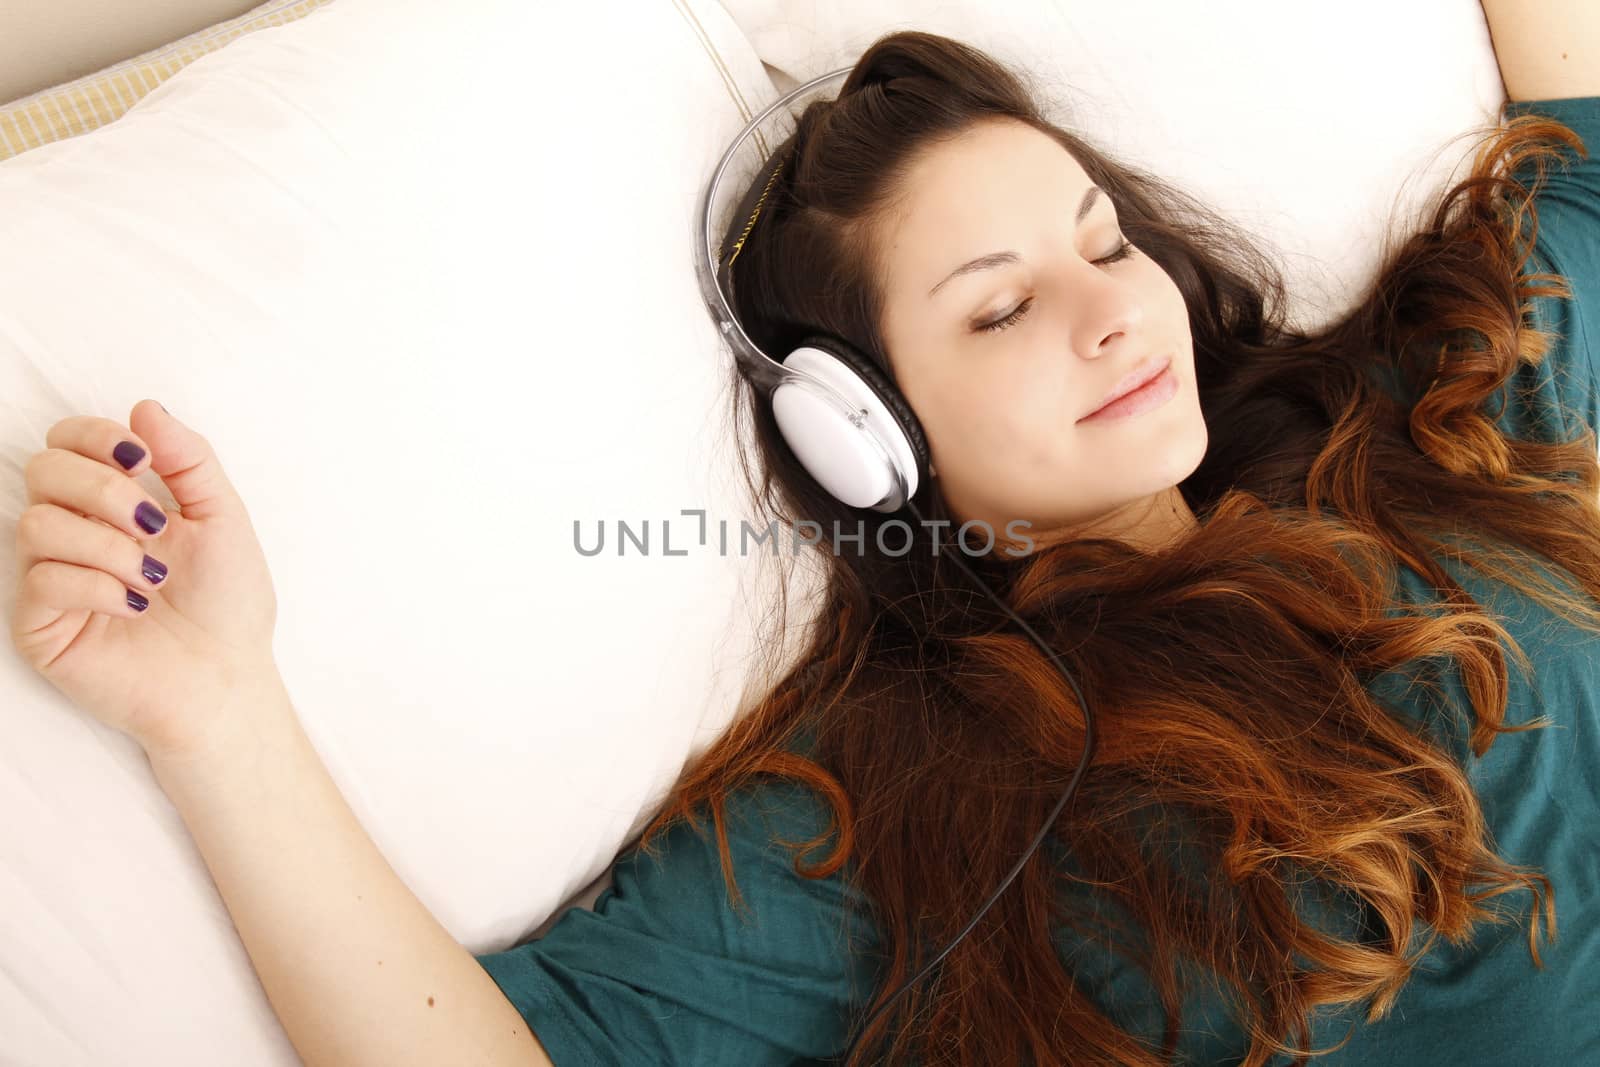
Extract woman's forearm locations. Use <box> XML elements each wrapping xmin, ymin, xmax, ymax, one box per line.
<box><xmin>145</xmin><ymin>675</ymin><xmax>552</xmax><ymax>1067</ymax></box>
<box><xmin>1479</xmin><ymin>0</ymin><xmax>1599</xmax><ymax>102</ymax></box>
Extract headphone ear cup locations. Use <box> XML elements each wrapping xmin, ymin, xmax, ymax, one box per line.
<box><xmin>769</xmin><ymin>334</ymin><xmax>931</xmax><ymax>511</ymax></box>
<box><xmin>795</xmin><ymin>334</ymin><xmax>931</xmax><ymax>485</ymax></box>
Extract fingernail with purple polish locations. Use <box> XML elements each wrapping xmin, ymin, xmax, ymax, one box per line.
<box><xmin>135</xmin><ymin>501</ymin><xmax>167</xmax><ymax>535</ymax></box>
<box><xmin>113</xmin><ymin>441</ymin><xmax>145</xmax><ymax>470</ymax></box>
<box><xmin>127</xmin><ymin>589</ymin><xmax>149</xmax><ymax>612</ymax></box>
<box><xmin>142</xmin><ymin>555</ymin><xmax>167</xmax><ymax>585</ymax></box>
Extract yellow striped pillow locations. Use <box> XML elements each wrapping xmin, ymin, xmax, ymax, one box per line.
<box><xmin>0</xmin><ymin>0</ymin><xmax>334</xmax><ymax>162</ymax></box>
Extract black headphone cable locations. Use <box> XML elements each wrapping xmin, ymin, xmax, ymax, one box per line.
<box><xmin>836</xmin><ymin>495</ymin><xmax>1099</xmax><ymax>1063</ymax></box>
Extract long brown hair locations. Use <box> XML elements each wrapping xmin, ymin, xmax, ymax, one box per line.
<box><xmin>638</xmin><ymin>30</ymin><xmax>1598</xmax><ymax>1066</ymax></box>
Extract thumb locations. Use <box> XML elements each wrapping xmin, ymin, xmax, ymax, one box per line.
<box><xmin>128</xmin><ymin>398</ymin><xmax>246</xmax><ymax>520</ymax></box>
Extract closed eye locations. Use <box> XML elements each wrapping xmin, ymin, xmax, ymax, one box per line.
<box><xmin>974</xmin><ymin>239</ymin><xmax>1139</xmax><ymax>335</ymax></box>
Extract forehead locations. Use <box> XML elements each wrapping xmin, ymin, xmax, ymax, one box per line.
<box><xmin>881</xmin><ymin>119</ymin><xmax>1093</xmax><ymax>274</ymax></box>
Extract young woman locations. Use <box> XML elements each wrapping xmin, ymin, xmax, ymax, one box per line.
<box><xmin>9</xmin><ymin>12</ymin><xmax>1597</xmax><ymax>1067</ymax></box>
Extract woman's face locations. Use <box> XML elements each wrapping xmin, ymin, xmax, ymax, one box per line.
<box><xmin>876</xmin><ymin>117</ymin><xmax>1207</xmax><ymax>552</ymax></box>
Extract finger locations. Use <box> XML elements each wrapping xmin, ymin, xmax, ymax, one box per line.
<box><xmin>127</xmin><ymin>399</ymin><xmax>245</xmax><ymax>521</ymax></box>
<box><xmin>16</xmin><ymin>560</ymin><xmax>152</xmax><ymax>638</ymax></box>
<box><xmin>23</xmin><ymin>448</ymin><xmax>171</xmax><ymax>543</ymax></box>
<box><xmin>15</xmin><ymin>502</ymin><xmax>170</xmax><ymax>598</ymax></box>
<box><xmin>42</xmin><ymin>414</ymin><xmax>154</xmax><ymax>476</ymax></box>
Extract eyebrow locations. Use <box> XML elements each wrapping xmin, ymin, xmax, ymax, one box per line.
<box><xmin>927</xmin><ymin>185</ymin><xmax>1105</xmax><ymax>300</ymax></box>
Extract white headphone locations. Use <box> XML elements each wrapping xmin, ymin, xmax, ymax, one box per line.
<box><xmin>691</xmin><ymin>67</ymin><xmax>932</xmax><ymax>513</ymax></box>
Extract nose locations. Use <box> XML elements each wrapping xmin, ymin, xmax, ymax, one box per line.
<box><xmin>1054</xmin><ymin>260</ymin><xmax>1146</xmax><ymax>362</ymax></box>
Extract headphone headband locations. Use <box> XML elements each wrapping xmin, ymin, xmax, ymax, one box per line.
<box><xmin>691</xmin><ymin>68</ymin><xmax>851</xmax><ymax>392</ymax></box>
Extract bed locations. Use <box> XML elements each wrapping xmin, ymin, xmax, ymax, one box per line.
<box><xmin>0</xmin><ymin>1</ymin><xmax>1511</xmax><ymax>1062</ymax></box>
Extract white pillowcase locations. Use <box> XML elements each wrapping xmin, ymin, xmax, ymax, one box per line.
<box><xmin>0</xmin><ymin>2</ymin><xmax>794</xmax><ymax>1063</ymax></box>
<box><xmin>726</xmin><ymin>0</ymin><xmax>1510</xmax><ymax>334</ymax></box>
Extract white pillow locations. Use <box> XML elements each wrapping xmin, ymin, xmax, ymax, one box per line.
<box><xmin>0</xmin><ymin>1</ymin><xmax>792</xmax><ymax>1063</ymax></box>
<box><xmin>726</xmin><ymin>0</ymin><xmax>1510</xmax><ymax>334</ymax></box>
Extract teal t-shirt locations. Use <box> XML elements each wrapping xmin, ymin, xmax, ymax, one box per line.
<box><xmin>475</xmin><ymin>95</ymin><xmax>1600</xmax><ymax>1066</ymax></box>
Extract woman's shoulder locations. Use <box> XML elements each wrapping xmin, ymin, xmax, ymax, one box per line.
<box><xmin>1479</xmin><ymin>96</ymin><xmax>1600</xmax><ymax>447</ymax></box>
<box><xmin>718</xmin><ymin>723</ymin><xmax>848</xmax><ymax>860</ymax></box>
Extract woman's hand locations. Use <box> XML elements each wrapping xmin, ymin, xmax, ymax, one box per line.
<box><xmin>9</xmin><ymin>399</ymin><xmax>281</xmax><ymax>760</ymax></box>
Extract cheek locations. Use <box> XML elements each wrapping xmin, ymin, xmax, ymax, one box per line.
<box><xmin>958</xmin><ymin>383</ymin><xmax>1074</xmax><ymax>474</ymax></box>
<box><xmin>919</xmin><ymin>382</ymin><xmax>1019</xmax><ymax>471</ymax></box>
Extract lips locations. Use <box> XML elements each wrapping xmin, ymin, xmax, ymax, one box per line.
<box><xmin>1084</xmin><ymin>354</ymin><xmax>1172</xmax><ymax>420</ymax></box>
